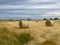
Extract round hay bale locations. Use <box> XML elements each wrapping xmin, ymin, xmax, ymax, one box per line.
<box><xmin>45</xmin><ymin>20</ymin><xmax>54</xmax><ymax>26</ymax></box>
<box><xmin>19</xmin><ymin>21</ymin><xmax>29</xmax><ymax>28</ymax></box>
<box><xmin>22</xmin><ymin>21</ymin><xmax>29</xmax><ymax>28</ymax></box>
<box><xmin>36</xmin><ymin>20</ymin><xmax>39</xmax><ymax>22</ymax></box>
<box><xmin>42</xmin><ymin>40</ymin><xmax>56</xmax><ymax>45</ymax></box>
<box><xmin>19</xmin><ymin>21</ymin><xmax>23</xmax><ymax>28</ymax></box>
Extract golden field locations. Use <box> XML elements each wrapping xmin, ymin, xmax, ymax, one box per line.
<box><xmin>0</xmin><ymin>20</ymin><xmax>60</xmax><ymax>45</ymax></box>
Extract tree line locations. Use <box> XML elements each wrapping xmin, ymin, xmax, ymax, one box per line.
<box><xmin>0</xmin><ymin>17</ymin><xmax>59</xmax><ymax>21</ymax></box>
<box><xmin>43</xmin><ymin>17</ymin><xmax>59</xmax><ymax>20</ymax></box>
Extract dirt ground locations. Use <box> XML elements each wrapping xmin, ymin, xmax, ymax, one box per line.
<box><xmin>0</xmin><ymin>20</ymin><xmax>60</xmax><ymax>45</ymax></box>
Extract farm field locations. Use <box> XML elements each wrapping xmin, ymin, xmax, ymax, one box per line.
<box><xmin>0</xmin><ymin>20</ymin><xmax>60</xmax><ymax>45</ymax></box>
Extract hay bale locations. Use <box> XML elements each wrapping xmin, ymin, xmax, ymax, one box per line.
<box><xmin>19</xmin><ymin>21</ymin><xmax>23</xmax><ymax>28</ymax></box>
<box><xmin>36</xmin><ymin>20</ymin><xmax>39</xmax><ymax>22</ymax></box>
<box><xmin>45</xmin><ymin>20</ymin><xmax>54</xmax><ymax>26</ymax></box>
<box><xmin>19</xmin><ymin>21</ymin><xmax>29</xmax><ymax>28</ymax></box>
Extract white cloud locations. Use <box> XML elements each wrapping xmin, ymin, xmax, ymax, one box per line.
<box><xmin>0</xmin><ymin>0</ymin><xmax>59</xmax><ymax>9</ymax></box>
<box><xmin>29</xmin><ymin>0</ymin><xmax>55</xmax><ymax>3</ymax></box>
<box><xmin>45</xmin><ymin>10</ymin><xmax>60</xmax><ymax>15</ymax></box>
<box><xmin>0</xmin><ymin>14</ymin><xmax>32</xmax><ymax>17</ymax></box>
<box><xmin>0</xmin><ymin>4</ymin><xmax>60</xmax><ymax>9</ymax></box>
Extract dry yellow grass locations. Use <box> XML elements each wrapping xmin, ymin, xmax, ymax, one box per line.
<box><xmin>0</xmin><ymin>20</ymin><xmax>60</xmax><ymax>45</ymax></box>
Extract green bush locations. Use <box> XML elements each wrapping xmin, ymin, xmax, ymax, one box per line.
<box><xmin>17</xmin><ymin>33</ymin><xmax>33</xmax><ymax>45</ymax></box>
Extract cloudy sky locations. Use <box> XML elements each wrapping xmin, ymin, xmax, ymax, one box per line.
<box><xmin>0</xmin><ymin>0</ymin><xmax>60</xmax><ymax>19</ymax></box>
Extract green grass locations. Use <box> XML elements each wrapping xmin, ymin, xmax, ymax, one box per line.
<box><xmin>0</xmin><ymin>27</ymin><xmax>33</xmax><ymax>45</ymax></box>
<box><xmin>0</xmin><ymin>27</ymin><xmax>20</xmax><ymax>45</ymax></box>
<box><xmin>16</xmin><ymin>33</ymin><xmax>33</xmax><ymax>45</ymax></box>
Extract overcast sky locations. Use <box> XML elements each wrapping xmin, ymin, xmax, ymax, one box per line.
<box><xmin>0</xmin><ymin>0</ymin><xmax>60</xmax><ymax>19</ymax></box>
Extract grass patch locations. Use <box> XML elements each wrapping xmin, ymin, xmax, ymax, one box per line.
<box><xmin>17</xmin><ymin>33</ymin><xmax>33</xmax><ymax>45</ymax></box>
<box><xmin>0</xmin><ymin>27</ymin><xmax>33</xmax><ymax>45</ymax></box>
<box><xmin>0</xmin><ymin>27</ymin><xmax>21</xmax><ymax>45</ymax></box>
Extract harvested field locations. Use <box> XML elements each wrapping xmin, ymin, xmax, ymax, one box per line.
<box><xmin>0</xmin><ymin>20</ymin><xmax>60</xmax><ymax>45</ymax></box>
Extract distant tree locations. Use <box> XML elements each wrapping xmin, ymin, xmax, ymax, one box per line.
<box><xmin>27</xmin><ymin>19</ymin><xmax>32</xmax><ymax>21</ymax></box>
<box><xmin>50</xmin><ymin>18</ymin><xmax>53</xmax><ymax>20</ymax></box>
<box><xmin>43</xmin><ymin>18</ymin><xmax>47</xmax><ymax>20</ymax></box>
<box><xmin>8</xmin><ymin>19</ymin><xmax>13</xmax><ymax>21</ymax></box>
<box><xmin>54</xmin><ymin>18</ymin><xmax>59</xmax><ymax>20</ymax></box>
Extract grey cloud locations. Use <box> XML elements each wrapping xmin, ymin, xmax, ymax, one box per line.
<box><xmin>0</xmin><ymin>0</ymin><xmax>27</xmax><ymax>5</ymax></box>
<box><xmin>0</xmin><ymin>0</ymin><xmax>60</xmax><ymax>19</ymax></box>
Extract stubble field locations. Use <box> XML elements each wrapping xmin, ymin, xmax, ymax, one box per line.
<box><xmin>0</xmin><ymin>20</ymin><xmax>60</xmax><ymax>45</ymax></box>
